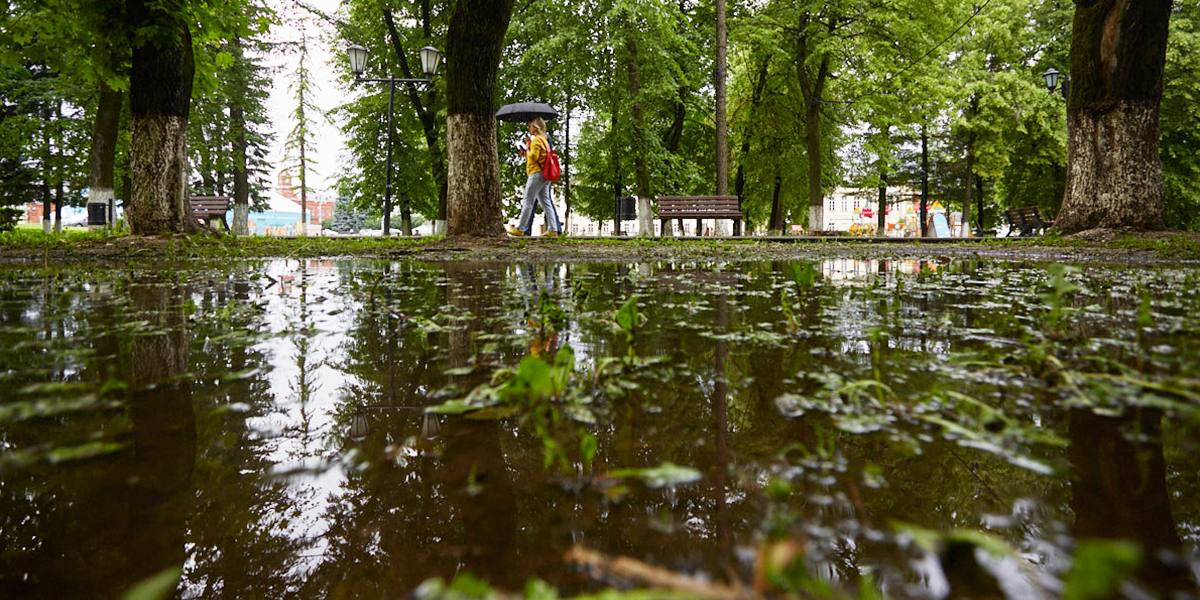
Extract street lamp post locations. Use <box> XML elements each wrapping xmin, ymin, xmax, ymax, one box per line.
<box><xmin>347</xmin><ymin>44</ymin><xmax>441</xmax><ymax>237</ymax></box>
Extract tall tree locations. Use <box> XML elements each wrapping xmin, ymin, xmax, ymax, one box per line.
<box><xmin>444</xmin><ymin>0</ymin><xmax>515</xmax><ymax>237</ymax></box>
<box><xmin>282</xmin><ymin>19</ymin><xmax>322</xmax><ymax>237</ymax></box>
<box><xmin>1159</xmin><ymin>0</ymin><xmax>1200</xmax><ymax>232</ymax></box>
<box><xmin>1056</xmin><ymin>0</ymin><xmax>1173</xmax><ymax>233</ymax></box>
<box><xmin>126</xmin><ymin>0</ymin><xmax>197</xmax><ymax>234</ymax></box>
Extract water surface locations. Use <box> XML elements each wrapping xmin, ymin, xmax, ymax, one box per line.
<box><xmin>1</xmin><ymin>257</ymin><xmax>1197</xmax><ymax>599</ymax></box>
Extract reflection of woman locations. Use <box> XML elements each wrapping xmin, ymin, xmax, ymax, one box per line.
<box><xmin>507</xmin><ymin>117</ymin><xmax>560</xmax><ymax>237</ymax></box>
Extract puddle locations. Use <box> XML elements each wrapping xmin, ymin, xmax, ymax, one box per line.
<box><xmin>1</xmin><ymin>258</ymin><xmax>1197</xmax><ymax>599</ymax></box>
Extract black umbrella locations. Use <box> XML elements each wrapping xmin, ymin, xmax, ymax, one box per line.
<box><xmin>495</xmin><ymin>102</ymin><xmax>559</xmax><ymax>122</ymax></box>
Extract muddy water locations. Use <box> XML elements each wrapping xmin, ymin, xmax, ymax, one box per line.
<box><xmin>1</xmin><ymin>258</ymin><xmax>1197</xmax><ymax>599</ymax></box>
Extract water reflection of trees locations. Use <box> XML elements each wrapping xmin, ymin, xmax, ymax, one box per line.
<box><xmin>7</xmin><ymin>259</ymin><xmax>1198</xmax><ymax>598</ymax></box>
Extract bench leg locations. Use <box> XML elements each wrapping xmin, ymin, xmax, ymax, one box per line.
<box><xmin>735</xmin><ymin>219</ymin><xmax>742</xmax><ymax>237</ymax></box>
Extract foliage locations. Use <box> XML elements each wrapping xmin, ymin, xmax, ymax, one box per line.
<box><xmin>329</xmin><ymin>0</ymin><xmax>445</xmax><ymax>224</ymax></box>
<box><xmin>1160</xmin><ymin>1</ymin><xmax>1200</xmax><ymax>232</ymax></box>
<box><xmin>187</xmin><ymin>22</ymin><xmax>276</xmax><ymax>211</ymax></box>
<box><xmin>324</xmin><ymin>198</ymin><xmax>370</xmax><ymax>234</ymax></box>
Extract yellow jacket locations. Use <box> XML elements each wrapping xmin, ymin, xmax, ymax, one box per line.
<box><xmin>526</xmin><ymin>134</ymin><xmax>548</xmax><ymax>176</ymax></box>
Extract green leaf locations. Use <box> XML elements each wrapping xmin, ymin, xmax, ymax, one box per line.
<box><xmin>1063</xmin><ymin>540</ymin><xmax>1142</xmax><ymax>600</ymax></box>
<box><xmin>119</xmin><ymin>566</ymin><xmax>181</xmax><ymax>600</ymax></box>
<box><xmin>607</xmin><ymin>462</ymin><xmax>702</xmax><ymax>488</ymax></box>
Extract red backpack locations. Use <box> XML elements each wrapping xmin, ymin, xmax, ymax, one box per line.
<box><xmin>542</xmin><ymin>143</ymin><xmax>561</xmax><ymax>182</ymax></box>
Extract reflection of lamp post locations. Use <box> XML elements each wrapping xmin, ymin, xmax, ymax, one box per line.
<box><xmin>421</xmin><ymin>412</ymin><xmax>442</xmax><ymax>439</ymax></box>
<box><xmin>349</xmin><ymin>410</ymin><xmax>371</xmax><ymax>441</ymax></box>
<box><xmin>348</xmin><ymin>44</ymin><xmax>441</xmax><ymax>237</ymax></box>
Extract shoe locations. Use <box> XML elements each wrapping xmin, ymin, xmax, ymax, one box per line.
<box><xmin>543</xmin><ymin>231</ymin><xmax>558</xmax><ymax>238</ymax></box>
<box><xmin>506</xmin><ymin>225</ymin><xmax>525</xmax><ymax>237</ymax></box>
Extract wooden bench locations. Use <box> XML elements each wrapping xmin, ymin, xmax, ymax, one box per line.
<box><xmin>190</xmin><ymin>196</ymin><xmax>231</xmax><ymax>231</ymax></box>
<box><xmin>973</xmin><ymin>217</ymin><xmax>997</xmax><ymax>238</ymax></box>
<box><xmin>656</xmin><ymin>196</ymin><xmax>743</xmax><ymax>236</ymax></box>
<box><xmin>1003</xmin><ymin>206</ymin><xmax>1053</xmax><ymax>237</ymax></box>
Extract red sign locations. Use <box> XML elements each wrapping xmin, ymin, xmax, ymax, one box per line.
<box><xmin>862</xmin><ymin>208</ymin><xmax>874</xmax><ymax>218</ymax></box>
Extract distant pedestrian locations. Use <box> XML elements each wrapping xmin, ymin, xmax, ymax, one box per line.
<box><xmin>507</xmin><ymin>118</ymin><xmax>560</xmax><ymax>237</ymax></box>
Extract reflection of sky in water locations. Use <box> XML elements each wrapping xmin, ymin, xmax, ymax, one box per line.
<box><xmin>251</xmin><ymin>259</ymin><xmax>361</xmax><ymax>574</ymax></box>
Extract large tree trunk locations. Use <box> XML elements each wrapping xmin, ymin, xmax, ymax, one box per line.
<box><xmin>445</xmin><ymin>0</ymin><xmax>513</xmax><ymax>238</ymax></box>
<box><xmin>622</xmin><ymin>31</ymin><xmax>654</xmax><ymax>236</ymax></box>
<box><xmin>127</xmin><ymin>0</ymin><xmax>197</xmax><ymax>235</ymax></box>
<box><xmin>88</xmin><ymin>83</ymin><xmax>122</xmax><ymax>230</ymax></box>
<box><xmin>1056</xmin><ymin>0</ymin><xmax>1172</xmax><ymax>234</ymax></box>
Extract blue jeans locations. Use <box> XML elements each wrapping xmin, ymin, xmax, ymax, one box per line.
<box><xmin>518</xmin><ymin>172</ymin><xmax>560</xmax><ymax>235</ymax></box>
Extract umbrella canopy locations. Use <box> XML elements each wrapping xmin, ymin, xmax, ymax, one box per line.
<box><xmin>496</xmin><ymin>102</ymin><xmax>559</xmax><ymax>122</ymax></box>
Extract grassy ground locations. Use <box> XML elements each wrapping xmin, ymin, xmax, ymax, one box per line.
<box><xmin>1</xmin><ymin>226</ymin><xmax>1199</xmax><ymax>265</ymax></box>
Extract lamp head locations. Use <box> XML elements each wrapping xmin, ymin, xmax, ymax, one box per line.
<box><xmin>419</xmin><ymin>46</ymin><xmax>441</xmax><ymax>77</ymax></box>
<box><xmin>348</xmin><ymin>44</ymin><xmax>369</xmax><ymax>77</ymax></box>
<box><xmin>1042</xmin><ymin>67</ymin><xmax>1060</xmax><ymax>92</ymax></box>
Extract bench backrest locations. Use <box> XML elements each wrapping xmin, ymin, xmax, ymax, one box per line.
<box><xmin>1018</xmin><ymin>206</ymin><xmax>1046</xmax><ymax>223</ymax></box>
<box><xmin>657</xmin><ymin>196</ymin><xmax>741</xmax><ymax>215</ymax></box>
<box><xmin>190</xmin><ymin>196</ymin><xmax>231</xmax><ymax>216</ymax></box>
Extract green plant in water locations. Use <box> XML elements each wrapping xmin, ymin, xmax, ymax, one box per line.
<box><xmin>1039</xmin><ymin>263</ymin><xmax>1082</xmax><ymax>331</ymax></box>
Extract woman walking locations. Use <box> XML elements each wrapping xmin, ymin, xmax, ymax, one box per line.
<box><xmin>507</xmin><ymin>117</ymin><xmax>560</xmax><ymax>237</ymax></box>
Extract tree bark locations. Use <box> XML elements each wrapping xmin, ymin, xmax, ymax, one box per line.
<box><xmin>1057</xmin><ymin>0</ymin><xmax>1172</xmax><ymax>234</ymax></box>
<box><xmin>88</xmin><ymin>83</ymin><xmax>122</xmax><ymax>229</ymax></box>
<box><xmin>445</xmin><ymin>0</ymin><xmax>513</xmax><ymax>238</ymax></box>
<box><xmin>127</xmin><ymin>0</ymin><xmax>197</xmax><ymax>235</ymax></box>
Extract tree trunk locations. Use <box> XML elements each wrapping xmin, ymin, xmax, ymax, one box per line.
<box><xmin>1057</xmin><ymin>0</ymin><xmax>1172</xmax><ymax>234</ymax></box>
<box><xmin>714</xmin><ymin>0</ymin><xmax>728</xmax><ymax>235</ymax></box>
<box><xmin>231</xmin><ymin>98</ymin><xmax>250</xmax><ymax>235</ymax></box>
<box><xmin>88</xmin><ymin>83</ymin><xmax>122</xmax><ymax>230</ymax></box>
<box><xmin>445</xmin><ymin>0</ymin><xmax>513</xmax><ymax>238</ymax></box>
<box><xmin>965</xmin><ymin>130</ymin><xmax>976</xmax><ymax>235</ymax></box>
<box><xmin>738</xmin><ymin>59</ymin><xmax>770</xmax><ymax>234</ymax></box>
<box><xmin>41</xmin><ymin>106</ymin><xmax>52</xmax><ymax>234</ymax></box>
<box><xmin>127</xmin><ymin>0</ymin><xmax>197</xmax><ymax>235</ymax></box>
<box><xmin>876</xmin><ymin>171</ymin><xmax>887</xmax><ymax>235</ymax></box>
<box><xmin>796</xmin><ymin>16</ymin><xmax>831</xmax><ymax>232</ymax></box>
<box><xmin>230</xmin><ymin>35</ymin><xmax>250</xmax><ymax>236</ymax></box>
<box><xmin>920</xmin><ymin>125</ymin><xmax>929</xmax><ymax>237</ymax></box>
<box><xmin>768</xmin><ymin>174</ymin><xmax>783</xmax><ymax>233</ymax></box>
<box><xmin>622</xmin><ymin>31</ymin><xmax>654</xmax><ymax>236</ymax></box>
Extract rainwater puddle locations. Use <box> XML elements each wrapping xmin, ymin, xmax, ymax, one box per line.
<box><xmin>1</xmin><ymin>257</ymin><xmax>1198</xmax><ymax>599</ymax></box>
